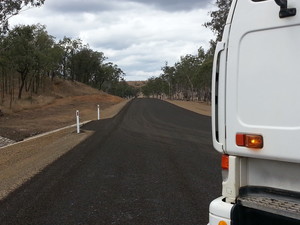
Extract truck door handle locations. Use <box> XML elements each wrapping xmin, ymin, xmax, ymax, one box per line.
<box><xmin>274</xmin><ymin>0</ymin><xmax>296</xmax><ymax>18</ymax></box>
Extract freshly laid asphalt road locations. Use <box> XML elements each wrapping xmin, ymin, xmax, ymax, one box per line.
<box><xmin>0</xmin><ymin>98</ymin><xmax>221</xmax><ymax>225</ymax></box>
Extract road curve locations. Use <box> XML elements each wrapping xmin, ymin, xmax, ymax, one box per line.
<box><xmin>0</xmin><ymin>98</ymin><xmax>221</xmax><ymax>225</ymax></box>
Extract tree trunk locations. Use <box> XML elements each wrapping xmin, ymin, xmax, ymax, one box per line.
<box><xmin>18</xmin><ymin>70</ymin><xmax>28</xmax><ymax>99</ymax></box>
<box><xmin>9</xmin><ymin>80</ymin><xmax>14</xmax><ymax>109</ymax></box>
<box><xmin>18</xmin><ymin>79</ymin><xmax>25</xmax><ymax>99</ymax></box>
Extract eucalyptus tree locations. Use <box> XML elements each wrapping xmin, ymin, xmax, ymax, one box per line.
<box><xmin>47</xmin><ymin>43</ymin><xmax>64</xmax><ymax>80</ymax></box>
<box><xmin>2</xmin><ymin>24</ymin><xmax>60</xmax><ymax>99</ymax></box>
<box><xmin>161</xmin><ymin>62</ymin><xmax>175</xmax><ymax>99</ymax></box>
<box><xmin>5</xmin><ymin>25</ymin><xmax>37</xmax><ymax>99</ymax></box>
<box><xmin>141</xmin><ymin>82</ymin><xmax>152</xmax><ymax>97</ymax></box>
<box><xmin>155</xmin><ymin>0</ymin><xmax>232</xmax><ymax>102</ymax></box>
<box><xmin>141</xmin><ymin>76</ymin><xmax>168</xmax><ymax>98</ymax></box>
<box><xmin>202</xmin><ymin>0</ymin><xmax>232</xmax><ymax>101</ymax></box>
<box><xmin>174</xmin><ymin>53</ymin><xmax>204</xmax><ymax>100</ymax></box>
<box><xmin>193</xmin><ymin>48</ymin><xmax>213</xmax><ymax>102</ymax></box>
<box><xmin>98</xmin><ymin>62</ymin><xmax>124</xmax><ymax>92</ymax></box>
<box><xmin>28</xmin><ymin>24</ymin><xmax>57</xmax><ymax>93</ymax></box>
<box><xmin>72</xmin><ymin>48</ymin><xmax>105</xmax><ymax>85</ymax></box>
<box><xmin>58</xmin><ymin>37</ymin><xmax>84</xmax><ymax>80</ymax></box>
<box><xmin>0</xmin><ymin>34</ymin><xmax>15</xmax><ymax>104</ymax></box>
<box><xmin>109</xmin><ymin>79</ymin><xmax>138</xmax><ymax>98</ymax></box>
<box><xmin>204</xmin><ymin>0</ymin><xmax>232</xmax><ymax>42</ymax></box>
<box><xmin>159</xmin><ymin>47</ymin><xmax>212</xmax><ymax>101</ymax></box>
<box><xmin>0</xmin><ymin>0</ymin><xmax>45</xmax><ymax>34</ymax></box>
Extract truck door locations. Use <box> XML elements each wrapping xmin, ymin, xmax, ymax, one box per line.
<box><xmin>225</xmin><ymin>0</ymin><xmax>300</xmax><ymax>163</ymax></box>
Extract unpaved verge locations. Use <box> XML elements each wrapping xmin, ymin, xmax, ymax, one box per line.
<box><xmin>0</xmin><ymin>128</ymin><xmax>93</xmax><ymax>200</ymax></box>
<box><xmin>100</xmin><ymin>99</ymin><xmax>130</xmax><ymax>119</ymax></box>
<box><xmin>0</xmin><ymin>99</ymin><xmax>130</xmax><ymax>200</ymax></box>
<box><xmin>166</xmin><ymin>100</ymin><xmax>211</xmax><ymax>116</ymax></box>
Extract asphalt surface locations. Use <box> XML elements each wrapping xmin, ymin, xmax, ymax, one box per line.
<box><xmin>0</xmin><ymin>98</ymin><xmax>221</xmax><ymax>225</ymax></box>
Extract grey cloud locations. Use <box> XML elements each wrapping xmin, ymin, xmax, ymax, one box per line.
<box><xmin>93</xmin><ymin>39</ymin><xmax>134</xmax><ymax>51</ymax></box>
<box><xmin>46</xmin><ymin>0</ymin><xmax>117</xmax><ymax>13</ymax></box>
<box><xmin>46</xmin><ymin>0</ymin><xmax>212</xmax><ymax>14</ymax></box>
<box><xmin>125</xmin><ymin>0</ymin><xmax>212</xmax><ymax>11</ymax></box>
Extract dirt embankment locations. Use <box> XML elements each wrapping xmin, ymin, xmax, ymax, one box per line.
<box><xmin>0</xmin><ymin>78</ymin><xmax>124</xmax><ymax>141</ymax></box>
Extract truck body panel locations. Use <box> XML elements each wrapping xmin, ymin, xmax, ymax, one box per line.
<box><xmin>209</xmin><ymin>0</ymin><xmax>300</xmax><ymax>224</ymax></box>
<box><xmin>226</xmin><ymin>0</ymin><xmax>300</xmax><ymax>163</ymax></box>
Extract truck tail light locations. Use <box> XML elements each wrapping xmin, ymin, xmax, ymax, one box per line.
<box><xmin>236</xmin><ymin>133</ymin><xmax>263</xmax><ymax>149</ymax></box>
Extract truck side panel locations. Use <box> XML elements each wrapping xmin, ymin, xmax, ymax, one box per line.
<box><xmin>225</xmin><ymin>0</ymin><xmax>300</xmax><ymax>163</ymax></box>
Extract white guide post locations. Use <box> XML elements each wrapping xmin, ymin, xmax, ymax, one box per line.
<box><xmin>97</xmin><ymin>105</ymin><xmax>100</xmax><ymax>120</ymax></box>
<box><xmin>76</xmin><ymin>110</ymin><xmax>80</xmax><ymax>133</ymax></box>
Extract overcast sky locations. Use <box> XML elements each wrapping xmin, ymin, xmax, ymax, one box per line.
<box><xmin>10</xmin><ymin>0</ymin><xmax>216</xmax><ymax>81</ymax></box>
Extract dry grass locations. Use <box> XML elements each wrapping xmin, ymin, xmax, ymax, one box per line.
<box><xmin>0</xmin><ymin>78</ymin><xmax>124</xmax><ymax>141</ymax></box>
<box><xmin>0</xmin><ymin>78</ymin><xmax>105</xmax><ymax>114</ymax></box>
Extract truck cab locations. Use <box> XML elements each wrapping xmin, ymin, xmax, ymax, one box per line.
<box><xmin>209</xmin><ymin>0</ymin><xmax>300</xmax><ymax>224</ymax></box>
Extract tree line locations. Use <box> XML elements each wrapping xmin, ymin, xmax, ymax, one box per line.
<box><xmin>0</xmin><ymin>24</ymin><xmax>137</xmax><ymax>106</ymax></box>
<box><xmin>142</xmin><ymin>0</ymin><xmax>232</xmax><ymax>102</ymax></box>
<box><xmin>0</xmin><ymin>1</ymin><xmax>137</xmax><ymax>107</ymax></box>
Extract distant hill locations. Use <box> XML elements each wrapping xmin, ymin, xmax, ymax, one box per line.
<box><xmin>126</xmin><ymin>81</ymin><xmax>147</xmax><ymax>88</ymax></box>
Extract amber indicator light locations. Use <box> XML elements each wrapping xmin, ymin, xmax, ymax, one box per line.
<box><xmin>221</xmin><ymin>154</ymin><xmax>229</xmax><ymax>170</ymax></box>
<box><xmin>236</xmin><ymin>133</ymin><xmax>263</xmax><ymax>149</ymax></box>
<box><xmin>218</xmin><ymin>221</ymin><xmax>228</xmax><ymax>225</ymax></box>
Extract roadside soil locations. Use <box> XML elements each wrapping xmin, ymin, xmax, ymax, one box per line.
<box><xmin>0</xmin><ymin>79</ymin><xmax>124</xmax><ymax>141</ymax></box>
<box><xmin>165</xmin><ymin>99</ymin><xmax>211</xmax><ymax>117</ymax></box>
<box><xmin>0</xmin><ymin>97</ymin><xmax>211</xmax><ymax>200</ymax></box>
<box><xmin>0</xmin><ymin>94</ymin><xmax>124</xmax><ymax>141</ymax></box>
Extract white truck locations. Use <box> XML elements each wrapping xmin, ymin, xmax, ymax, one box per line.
<box><xmin>209</xmin><ymin>0</ymin><xmax>300</xmax><ymax>224</ymax></box>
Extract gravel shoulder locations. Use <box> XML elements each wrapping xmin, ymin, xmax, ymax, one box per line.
<box><xmin>0</xmin><ymin>99</ymin><xmax>130</xmax><ymax>200</ymax></box>
<box><xmin>0</xmin><ymin>99</ymin><xmax>211</xmax><ymax>200</ymax></box>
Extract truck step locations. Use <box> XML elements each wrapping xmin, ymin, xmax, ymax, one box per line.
<box><xmin>238</xmin><ymin>187</ymin><xmax>300</xmax><ymax>220</ymax></box>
